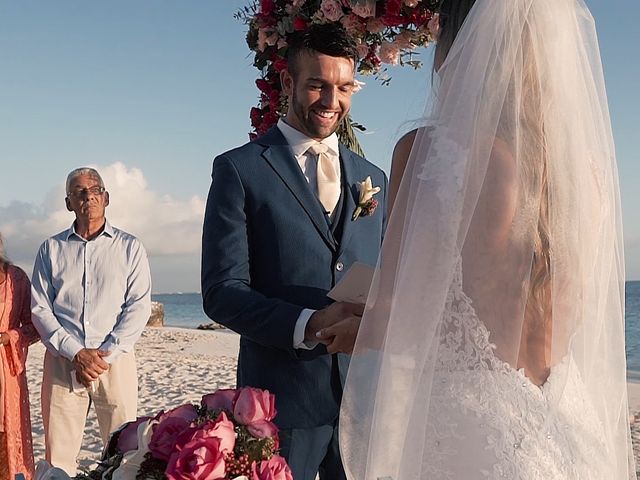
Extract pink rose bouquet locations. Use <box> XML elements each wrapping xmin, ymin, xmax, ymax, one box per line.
<box><xmin>77</xmin><ymin>387</ymin><xmax>290</xmax><ymax>480</ymax></box>
<box><xmin>235</xmin><ymin>0</ymin><xmax>441</xmax><ymax>139</ymax></box>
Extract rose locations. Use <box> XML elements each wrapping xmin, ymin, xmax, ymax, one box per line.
<box><xmin>150</xmin><ymin>417</ymin><xmax>193</xmax><ymax>460</ymax></box>
<box><xmin>356</xmin><ymin>43</ymin><xmax>370</xmax><ymax>60</ymax></box>
<box><xmin>427</xmin><ymin>13</ymin><xmax>440</xmax><ymax>39</ymax></box>
<box><xmin>341</xmin><ymin>14</ymin><xmax>366</xmax><ymax>37</ymax></box>
<box><xmin>366</xmin><ymin>17</ymin><xmax>385</xmax><ymax>34</ymax></box>
<box><xmin>202</xmin><ymin>389</ymin><xmax>236</xmax><ymax>412</ymax></box>
<box><xmin>116</xmin><ymin>416</ymin><xmax>152</xmax><ymax>453</ymax></box>
<box><xmin>150</xmin><ymin>404</ymin><xmax>199</xmax><ymax>461</ymax></box>
<box><xmin>157</xmin><ymin>403</ymin><xmax>199</xmax><ymax>424</ymax></box>
<box><xmin>379</xmin><ymin>41</ymin><xmax>401</xmax><ymax>65</ymax></box>
<box><xmin>351</xmin><ymin>1</ymin><xmax>376</xmax><ymax>18</ymax></box>
<box><xmin>292</xmin><ymin>16</ymin><xmax>307</xmax><ymax>31</ymax></box>
<box><xmin>165</xmin><ymin>437</ymin><xmax>227</xmax><ymax>480</ymax></box>
<box><xmin>251</xmin><ymin>455</ymin><xmax>293</xmax><ymax>480</ymax></box>
<box><xmin>233</xmin><ymin>387</ymin><xmax>276</xmax><ymax>426</ymax></box>
<box><xmin>320</xmin><ymin>0</ymin><xmax>344</xmax><ymax>22</ymax></box>
<box><xmin>177</xmin><ymin>412</ymin><xmax>236</xmax><ymax>453</ymax></box>
<box><xmin>260</xmin><ymin>0</ymin><xmax>275</xmax><ymax>15</ymax></box>
<box><xmin>247</xmin><ymin>419</ymin><xmax>279</xmax><ymax>439</ymax></box>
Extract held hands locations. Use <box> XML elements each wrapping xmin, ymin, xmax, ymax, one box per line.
<box><xmin>305</xmin><ymin>302</ymin><xmax>364</xmax><ymax>355</ymax></box>
<box><xmin>73</xmin><ymin>348</ymin><xmax>110</xmax><ymax>388</ymax></box>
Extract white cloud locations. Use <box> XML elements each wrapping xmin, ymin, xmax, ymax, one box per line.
<box><xmin>0</xmin><ymin>162</ymin><xmax>206</xmax><ymax>292</ymax></box>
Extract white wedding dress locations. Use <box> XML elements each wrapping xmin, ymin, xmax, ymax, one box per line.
<box><xmin>422</xmin><ymin>262</ymin><xmax>609</xmax><ymax>479</ymax></box>
<box><xmin>340</xmin><ymin>0</ymin><xmax>635</xmax><ymax>478</ymax></box>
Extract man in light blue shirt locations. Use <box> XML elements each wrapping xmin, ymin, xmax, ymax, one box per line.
<box><xmin>31</xmin><ymin>167</ymin><xmax>151</xmax><ymax>475</ymax></box>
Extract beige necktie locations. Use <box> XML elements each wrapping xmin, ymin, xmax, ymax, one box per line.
<box><xmin>308</xmin><ymin>143</ymin><xmax>340</xmax><ymax>216</ymax></box>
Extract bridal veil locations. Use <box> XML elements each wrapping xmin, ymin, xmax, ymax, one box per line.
<box><xmin>340</xmin><ymin>0</ymin><xmax>634</xmax><ymax>478</ymax></box>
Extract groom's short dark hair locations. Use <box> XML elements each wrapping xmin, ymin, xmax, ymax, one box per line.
<box><xmin>286</xmin><ymin>23</ymin><xmax>359</xmax><ymax>78</ymax></box>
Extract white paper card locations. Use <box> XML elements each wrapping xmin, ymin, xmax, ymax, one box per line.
<box><xmin>327</xmin><ymin>262</ymin><xmax>375</xmax><ymax>304</ymax></box>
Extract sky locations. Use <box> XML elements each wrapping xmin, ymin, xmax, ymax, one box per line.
<box><xmin>0</xmin><ymin>0</ymin><xmax>638</xmax><ymax>293</ymax></box>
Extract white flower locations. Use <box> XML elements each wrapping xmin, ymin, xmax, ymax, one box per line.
<box><xmin>358</xmin><ymin>176</ymin><xmax>380</xmax><ymax>204</ymax></box>
<box><xmin>352</xmin><ymin>176</ymin><xmax>381</xmax><ymax>220</ymax></box>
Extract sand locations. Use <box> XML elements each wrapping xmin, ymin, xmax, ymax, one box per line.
<box><xmin>24</xmin><ymin>326</ymin><xmax>640</xmax><ymax>472</ymax></box>
<box><xmin>26</xmin><ymin>327</ymin><xmax>239</xmax><ymax>471</ymax></box>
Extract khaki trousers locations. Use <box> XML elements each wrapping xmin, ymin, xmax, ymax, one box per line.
<box><xmin>41</xmin><ymin>350</ymin><xmax>138</xmax><ymax>476</ymax></box>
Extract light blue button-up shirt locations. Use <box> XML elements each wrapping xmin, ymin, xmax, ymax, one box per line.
<box><xmin>31</xmin><ymin>220</ymin><xmax>152</xmax><ymax>363</ymax></box>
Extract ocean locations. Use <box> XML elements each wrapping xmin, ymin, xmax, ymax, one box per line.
<box><xmin>153</xmin><ymin>280</ymin><xmax>640</xmax><ymax>374</ymax></box>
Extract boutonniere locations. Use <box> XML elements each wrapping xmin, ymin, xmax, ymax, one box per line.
<box><xmin>352</xmin><ymin>176</ymin><xmax>381</xmax><ymax>221</ymax></box>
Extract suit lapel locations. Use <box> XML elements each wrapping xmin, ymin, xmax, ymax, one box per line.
<box><xmin>259</xmin><ymin>129</ymin><xmax>337</xmax><ymax>250</ymax></box>
<box><xmin>336</xmin><ymin>144</ymin><xmax>360</xmax><ymax>255</ymax></box>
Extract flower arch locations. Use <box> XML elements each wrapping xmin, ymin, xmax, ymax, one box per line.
<box><xmin>236</xmin><ymin>0</ymin><xmax>441</xmax><ymax>154</ymax></box>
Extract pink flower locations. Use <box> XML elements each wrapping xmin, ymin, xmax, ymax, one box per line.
<box><xmin>150</xmin><ymin>417</ymin><xmax>192</xmax><ymax>460</ymax></box>
<box><xmin>165</xmin><ymin>437</ymin><xmax>227</xmax><ymax>480</ymax></box>
<box><xmin>202</xmin><ymin>389</ymin><xmax>236</xmax><ymax>412</ymax></box>
<box><xmin>350</xmin><ymin>1</ymin><xmax>375</xmax><ymax>18</ymax></box>
<box><xmin>427</xmin><ymin>13</ymin><xmax>440</xmax><ymax>39</ymax></box>
<box><xmin>251</xmin><ymin>456</ymin><xmax>293</xmax><ymax>480</ymax></box>
<box><xmin>356</xmin><ymin>44</ymin><xmax>369</xmax><ymax>60</ymax></box>
<box><xmin>341</xmin><ymin>14</ymin><xmax>366</xmax><ymax>37</ymax></box>
<box><xmin>157</xmin><ymin>404</ymin><xmax>199</xmax><ymax>424</ymax></box>
<box><xmin>393</xmin><ymin>30</ymin><xmax>414</xmax><ymax>49</ymax></box>
<box><xmin>366</xmin><ymin>17</ymin><xmax>385</xmax><ymax>34</ymax></box>
<box><xmin>247</xmin><ymin>420</ymin><xmax>279</xmax><ymax>439</ymax></box>
<box><xmin>379</xmin><ymin>41</ymin><xmax>401</xmax><ymax>64</ymax></box>
<box><xmin>150</xmin><ymin>404</ymin><xmax>199</xmax><ymax>461</ymax></box>
<box><xmin>178</xmin><ymin>412</ymin><xmax>236</xmax><ymax>454</ymax></box>
<box><xmin>320</xmin><ymin>0</ymin><xmax>344</xmax><ymax>22</ymax></box>
<box><xmin>233</xmin><ymin>387</ymin><xmax>276</xmax><ymax>426</ymax></box>
<box><xmin>116</xmin><ymin>416</ymin><xmax>152</xmax><ymax>453</ymax></box>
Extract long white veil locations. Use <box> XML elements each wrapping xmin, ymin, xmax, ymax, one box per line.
<box><xmin>340</xmin><ymin>0</ymin><xmax>633</xmax><ymax>478</ymax></box>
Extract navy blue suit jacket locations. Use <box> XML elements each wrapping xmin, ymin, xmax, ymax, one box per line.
<box><xmin>201</xmin><ymin>126</ymin><xmax>387</xmax><ymax>429</ymax></box>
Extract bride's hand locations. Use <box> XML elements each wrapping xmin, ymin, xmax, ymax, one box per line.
<box><xmin>316</xmin><ymin>317</ymin><xmax>361</xmax><ymax>354</ymax></box>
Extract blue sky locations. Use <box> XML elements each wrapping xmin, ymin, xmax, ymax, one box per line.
<box><xmin>1</xmin><ymin>0</ymin><xmax>638</xmax><ymax>292</ymax></box>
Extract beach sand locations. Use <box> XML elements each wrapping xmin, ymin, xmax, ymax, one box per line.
<box><xmin>25</xmin><ymin>326</ymin><xmax>640</xmax><ymax>472</ymax></box>
<box><xmin>26</xmin><ymin>327</ymin><xmax>239</xmax><ymax>471</ymax></box>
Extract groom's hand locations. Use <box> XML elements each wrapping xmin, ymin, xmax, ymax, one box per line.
<box><xmin>305</xmin><ymin>302</ymin><xmax>364</xmax><ymax>350</ymax></box>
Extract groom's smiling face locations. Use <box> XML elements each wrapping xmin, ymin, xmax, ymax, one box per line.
<box><xmin>281</xmin><ymin>51</ymin><xmax>355</xmax><ymax>140</ymax></box>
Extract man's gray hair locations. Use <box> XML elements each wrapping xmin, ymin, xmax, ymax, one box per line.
<box><xmin>0</xmin><ymin>232</ymin><xmax>9</xmax><ymax>265</ymax></box>
<box><xmin>66</xmin><ymin>167</ymin><xmax>105</xmax><ymax>194</ymax></box>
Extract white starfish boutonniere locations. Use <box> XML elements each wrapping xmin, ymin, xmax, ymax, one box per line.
<box><xmin>352</xmin><ymin>176</ymin><xmax>381</xmax><ymax>221</ymax></box>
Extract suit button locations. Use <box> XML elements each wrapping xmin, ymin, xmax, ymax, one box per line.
<box><xmin>335</xmin><ymin>261</ymin><xmax>344</xmax><ymax>272</ymax></box>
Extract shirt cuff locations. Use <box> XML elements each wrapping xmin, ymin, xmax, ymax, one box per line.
<box><xmin>59</xmin><ymin>335</ymin><xmax>85</xmax><ymax>362</ymax></box>
<box><xmin>100</xmin><ymin>336</ymin><xmax>123</xmax><ymax>364</ymax></box>
<box><xmin>293</xmin><ymin>308</ymin><xmax>319</xmax><ymax>350</ymax></box>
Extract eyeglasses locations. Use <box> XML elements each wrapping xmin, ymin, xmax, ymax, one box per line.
<box><xmin>67</xmin><ymin>186</ymin><xmax>106</xmax><ymax>198</ymax></box>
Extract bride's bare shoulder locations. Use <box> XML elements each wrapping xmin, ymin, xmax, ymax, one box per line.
<box><xmin>389</xmin><ymin>128</ymin><xmax>429</xmax><ymax>210</ymax></box>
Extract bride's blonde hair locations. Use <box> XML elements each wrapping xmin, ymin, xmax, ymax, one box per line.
<box><xmin>436</xmin><ymin>0</ymin><xmax>552</xmax><ymax>323</ymax></box>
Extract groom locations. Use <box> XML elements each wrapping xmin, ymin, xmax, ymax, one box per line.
<box><xmin>201</xmin><ymin>23</ymin><xmax>387</xmax><ymax>480</ymax></box>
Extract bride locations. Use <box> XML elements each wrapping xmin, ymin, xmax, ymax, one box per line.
<box><xmin>339</xmin><ymin>0</ymin><xmax>636</xmax><ymax>478</ymax></box>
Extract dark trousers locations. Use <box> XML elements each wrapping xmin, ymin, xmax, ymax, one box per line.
<box><xmin>278</xmin><ymin>423</ymin><xmax>347</xmax><ymax>480</ymax></box>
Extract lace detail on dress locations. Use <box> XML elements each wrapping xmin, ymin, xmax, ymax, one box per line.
<box><xmin>422</xmin><ymin>260</ymin><xmax>609</xmax><ymax>479</ymax></box>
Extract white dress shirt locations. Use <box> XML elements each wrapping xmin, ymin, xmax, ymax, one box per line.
<box><xmin>277</xmin><ymin>118</ymin><xmax>340</xmax><ymax>350</ymax></box>
<box><xmin>31</xmin><ymin>220</ymin><xmax>152</xmax><ymax>363</ymax></box>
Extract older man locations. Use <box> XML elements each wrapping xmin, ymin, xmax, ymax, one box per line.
<box><xmin>31</xmin><ymin>167</ymin><xmax>151</xmax><ymax>475</ymax></box>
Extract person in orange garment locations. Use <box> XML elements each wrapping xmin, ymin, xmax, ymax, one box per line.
<box><xmin>0</xmin><ymin>232</ymin><xmax>39</xmax><ymax>480</ymax></box>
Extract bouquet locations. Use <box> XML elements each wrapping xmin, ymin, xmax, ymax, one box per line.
<box><xmin>77</xmin><ymin>387</ymin><xmax>291</xmax><ymax>480</ymax></box>
<box><xmin>236</xmin><ymin>0</ymin><xmax>441</xmax><ymax>145</ymax></box>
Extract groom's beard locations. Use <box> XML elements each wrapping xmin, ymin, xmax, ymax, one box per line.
<box><xmin>290</xmin><ymin>91</ymin><xmax>345</xmax><ymax>140</ymax></box>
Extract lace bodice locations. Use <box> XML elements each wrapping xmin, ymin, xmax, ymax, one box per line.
<box><xmin>422</xmin><ymin>262</ymin><xmax>610</xmax><ymax>479</ymax></box>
